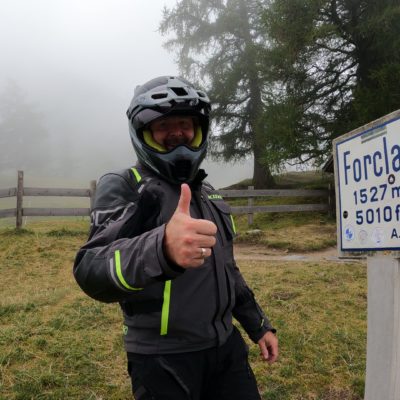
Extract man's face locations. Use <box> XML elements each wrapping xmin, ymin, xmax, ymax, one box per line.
<box><xmin>149</xmin><ymin>115</ymin><xmax>195</xmax><ymax>151</ymax></box>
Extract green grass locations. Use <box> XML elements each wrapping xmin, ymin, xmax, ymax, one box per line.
<box><xmin>233</xmin><ymin>211</ymin><xmax>337</xmax><ymax>252</ymax></box>
<box><xmin>243</xmin><ymin>260</ymin><xmax>366</xmax><ymax>400</ymax></box>
<box><xmin>0</xmin><ymin>220</ymin><xmax>366</xmax><ymax>399</ymax></box>
<box><xmin>0</xmin><ymin>221</ymin><xmax>131</xmax><ymax>399</ymax></box>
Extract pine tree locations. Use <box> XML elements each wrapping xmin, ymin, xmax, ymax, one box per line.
<box><xmin>160</xmin><ymin>0</ymin><xmax>276</xmax><ymax>188</ymax></box>
<box><xmin>263</xmin><ymin>0</ymin><xmax>400</xmax><ymax>165</ymax></box>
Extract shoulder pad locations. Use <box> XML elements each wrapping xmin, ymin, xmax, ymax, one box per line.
<box><xmin>94</xmin><ymin>168</ymin><xmax>140</xmax><ymax>209</ymax></box>
<box><xmin>202</xmin><ymin>181</ymin><xmax>226</xmax><ymax>202</ymax></box>
<box><xmin>202</xmin><ymin>180</ymin><xmax>215</xmax><ymax>192</ymax></box>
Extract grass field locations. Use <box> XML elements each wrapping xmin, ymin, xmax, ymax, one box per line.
<box><xmin>0</xmin><ymin>219</ymin><xmax>366</xmax><ymax>400</ymax></box>
<box><xmin>233</xmin><ymin>211</ymin><xmax>337</xmax><ymax>252</ymax></box>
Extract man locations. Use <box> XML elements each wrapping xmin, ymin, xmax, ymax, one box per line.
<box><xmin>73</xmin><ymin>76</ymin><xmax>278</xmax><ymax>399</ymax></box>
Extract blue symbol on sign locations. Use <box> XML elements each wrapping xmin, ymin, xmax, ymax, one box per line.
<box><xmin>345</xmin><ymin>226</ymin><xmax>355</xmax><ymax>241</ymax></box>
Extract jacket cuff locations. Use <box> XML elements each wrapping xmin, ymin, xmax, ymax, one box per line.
<box><xmin>250</xmin><ymin>324</ymin><xmax>277</xmax><ymax>343</ymax></box>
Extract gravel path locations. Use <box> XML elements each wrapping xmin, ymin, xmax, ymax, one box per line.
<box><xmin>233</xmin><ymin>244</ymin><xmax>365</xmax><ymax>263</ymax></box>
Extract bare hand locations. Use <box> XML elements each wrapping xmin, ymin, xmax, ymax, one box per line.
<box><xmin>164</xmin><ymin>184</ymin><xmax>217</xmax><ymax>268</ymax></box>
<box><xmin>258</xmin><ymin>331</ymin><xmax>278</xmax><ymax>364</ymax></box>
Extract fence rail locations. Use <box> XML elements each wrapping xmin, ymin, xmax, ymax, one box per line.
<box><xmin>230</xmin><ymin>203</ymin><xmax>329</xmax><ymax>214</ymax></box>
<box><xmin>23</xmin><ymin>208</ymin><xmax>91</xmax><ymax>217</ymax></box>
<box><xmin>23</xmin><ymin>187</ymin><xmax>92</xmax><ymax>197</ymax></box>
<box><xmin>219</xmin><ymin>189</ymin><xmax>328</xmax><ymax>198</ymax></box>
<box><xmin>222</xmin><ymin>185</ymin><xmax>333</xmax><ymax>225</ymax></box>
<box><xmin>0</xmin><ymin>171</ymin><xmax>333</xmax><ymax>229</ymax></box>
<box><xmin>0</xmin><ymin>209</ymin><xmax>17</xmax><ymax>218</ymax></box>
<box><xmin>0</xmin><ymin>188</ymin><xmax>17</xmax><ymax>198</ymax></box>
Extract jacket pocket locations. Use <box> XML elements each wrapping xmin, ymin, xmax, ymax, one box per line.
<box><xmin>208</xmin><ymin>199</ymin><xmax>236</xmax><ymax>242</ymax></box>
<box><xmin>121</xmin><ymin>282</ymin><xmax>165</xmax><ymax>316</ymax></box>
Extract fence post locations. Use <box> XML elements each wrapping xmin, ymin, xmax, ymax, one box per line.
<box><xmin>16</xmin><ymin>170</ymin><xmax>24</xmax><ymax>229</ymax></box>
<box><xmin>90</xmin><ymin>180</ymin><xmax>97</xmax><ymax>211</ymax></box>
<box><xmin>247</xmin><ymin>185</ymin><xmax>254</xmax><ymax>226</ymax></box>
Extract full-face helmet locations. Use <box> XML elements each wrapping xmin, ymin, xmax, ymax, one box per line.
<box><xmin>126</xmin><ymin>76</ymin><xmax>211</xmax><ymax>184</ymax></box>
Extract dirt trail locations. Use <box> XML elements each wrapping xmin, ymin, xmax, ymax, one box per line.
<box><xmin>233</xmin><ymin>244</ymin><xmax>365</xmax><ymax>263</ymax></box>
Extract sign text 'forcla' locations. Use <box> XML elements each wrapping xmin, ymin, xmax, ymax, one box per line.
<box><xmin>343</xmin><ymin>136</ymin><xmax>400</xmax><ymax>185</ymax></box>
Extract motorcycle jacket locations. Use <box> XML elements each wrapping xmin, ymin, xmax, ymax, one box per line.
<box><xmin>73</xmin><ymin>164</ymin><xmax>275</xmax><ymax>354</ymax></box>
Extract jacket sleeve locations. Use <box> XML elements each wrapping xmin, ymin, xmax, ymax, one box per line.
<box><xmin>73</xmin><ymin>172</ymin><xmax>184</xmax><ymax>303</ymax></box>
<box><xmin>232</xmin><ymin>261</ymin><xmax>276</xmax><ymax>343</ymax></box>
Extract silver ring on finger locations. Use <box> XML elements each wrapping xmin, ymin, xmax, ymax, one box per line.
<box><xmin>200</xmin><ymin>247</ymin><xmax>206</xmax><ymax>258</ymax></box>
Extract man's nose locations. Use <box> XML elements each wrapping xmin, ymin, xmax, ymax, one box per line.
<box><xmin>168</xmin><ymin>123</ymin><xmax>183</xmax><ymax>135</ymax></box>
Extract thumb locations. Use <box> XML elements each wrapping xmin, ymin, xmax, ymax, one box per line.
<box><xmin>176</xmin><ymin>183</ymin><xmax>191</xmax><ymax>215</ymax></box>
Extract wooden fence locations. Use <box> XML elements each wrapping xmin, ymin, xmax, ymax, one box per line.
<box><xmin>220</xmin><ymin>185</ymin><xmax>334</xmax><ymax>225</ymax></box>
<box><xmin>0</xmin><ymin>171</ymin><xmax>333</xmax><ymax>229</ymax></box>
<box><xmin>0</xmin><ymin>171</ymin><xmax>96</xmax><ymax>229</ymax></box>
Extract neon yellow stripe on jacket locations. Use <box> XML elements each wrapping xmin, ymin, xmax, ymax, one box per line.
<box><xmin>131</xmin><ymin>167</ymin><xmax>142</xmax><ymax>183</ymax></box>
<box><xmin>230</xmin><ymin>214</ymin><xmax>237</xmax><ymax>234</ymax></box>
<box><xmin>114</xmin><ymin>250</ymin><xmax>142</xmax><ymax>291</ymax></box>
<box><xmin>160</xmin><ymin>280</ymin><xmax>172</xmax><ymax>335</ymax></box>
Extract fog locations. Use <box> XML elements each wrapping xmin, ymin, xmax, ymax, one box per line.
<box><xmin>0</xmin><ymin>0</ymin><xmax>252</xmax><ymax>189</ymax></box>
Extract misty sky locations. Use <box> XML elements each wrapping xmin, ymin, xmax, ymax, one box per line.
<box><xmin>0</xmin><ymin>0</ymin><xmax>252</xmax><ymax>188</ymax></box>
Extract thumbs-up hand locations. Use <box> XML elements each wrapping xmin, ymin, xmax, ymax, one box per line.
<box><xmin>164</xmin><ymin>184</ymin><xmax>217</xmax><ymax>268</ymax></box>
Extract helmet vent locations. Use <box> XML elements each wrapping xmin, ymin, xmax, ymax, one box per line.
<box><xmin>197</xmin><ymin>91</ymin><xmax>206</xmax><ymax>98</ymax></box>
<box><xmin>171</xmin><ymin>87</ymin><xmax>188</xmax><ymax>96</ymax></box>
<box><xmin>151</xmin><ymin>93</ymin><xmax>168</xmax><ymax>99</ymax></box>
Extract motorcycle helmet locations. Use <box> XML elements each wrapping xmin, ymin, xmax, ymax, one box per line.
<box><xmin>126</xmin><ymin>76</ymin><xmax>211</xmax><ymax>184</ymax></box>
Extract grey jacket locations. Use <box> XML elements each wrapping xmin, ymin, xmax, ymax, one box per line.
<box><xmin>73</xmin><ymin>165</ymin><xmax>274</xmax><ymax>354</ymax></box>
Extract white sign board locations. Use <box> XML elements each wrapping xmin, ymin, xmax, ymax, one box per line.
<box><xmin>335</xmin><ymin>115</ymin><xmax>400</xmax><ymax>251</ymax></box>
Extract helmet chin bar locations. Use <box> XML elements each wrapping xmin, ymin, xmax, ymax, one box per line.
<box><xmin>172</xmin><ymin>159</ymin><xmax>192</xmax><ymax>182</ymax></box>
<box><xmin>152</xmin><ymin>144</ymin><xmax>206</xmax><ymax>185</ymax></box>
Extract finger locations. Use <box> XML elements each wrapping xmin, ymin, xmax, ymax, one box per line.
<box><xmin>193</xmin><ymin>247</ymin><xmax>212</xmax><ymax>259</ymax></box>
<box><xmin>259</xmin><ymin>341</ymin><xmax>270</xmax><ymax>361</ymax></box>
<box><xmin>193</xmin><ymin>219</ymin><xmax>217</xmax><ymax>236</ymax></box>
<box><xmin>176</xmin><ymin>183</ymin><xmax>191</xmax><ymax>216</ymax></box>
<box><xmin>194</xmin><ymin>234</ymin><xmax>216</xmax><ymax>248</ymax></box>
<box><xmin>183</xmin><ymin>256</ymin><xmax>205</xmax><ymax>268</ymax></box>
<box><xmin>191</xmin><ymin>258</ymin><xmax>205</xmax><ymax>268</ymax></box>
<box><xmin>267</xmin><ymin>342</ymin><xmax>279</xmax><ymax>363</ymax></box>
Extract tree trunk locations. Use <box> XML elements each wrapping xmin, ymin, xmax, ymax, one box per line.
<box><xmin>252</xmin><ymin>147</ymin><xmax>275</xmax><ymax>188</ymax></box>
<box><xmin>240</xmin><ymin>0</ymin><xmax>275</xmax><ymax>189</ymax></box>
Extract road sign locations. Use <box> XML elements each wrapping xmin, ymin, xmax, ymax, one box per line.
<box><xmin>334</xmin><ymin>110</ymin><xmax>400</xmax><ymax>400</ymax></box>
<box><xmin>334</xmin><ymin>112</ymin><xmax>400</xmax><ymax>252</ymax></box>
